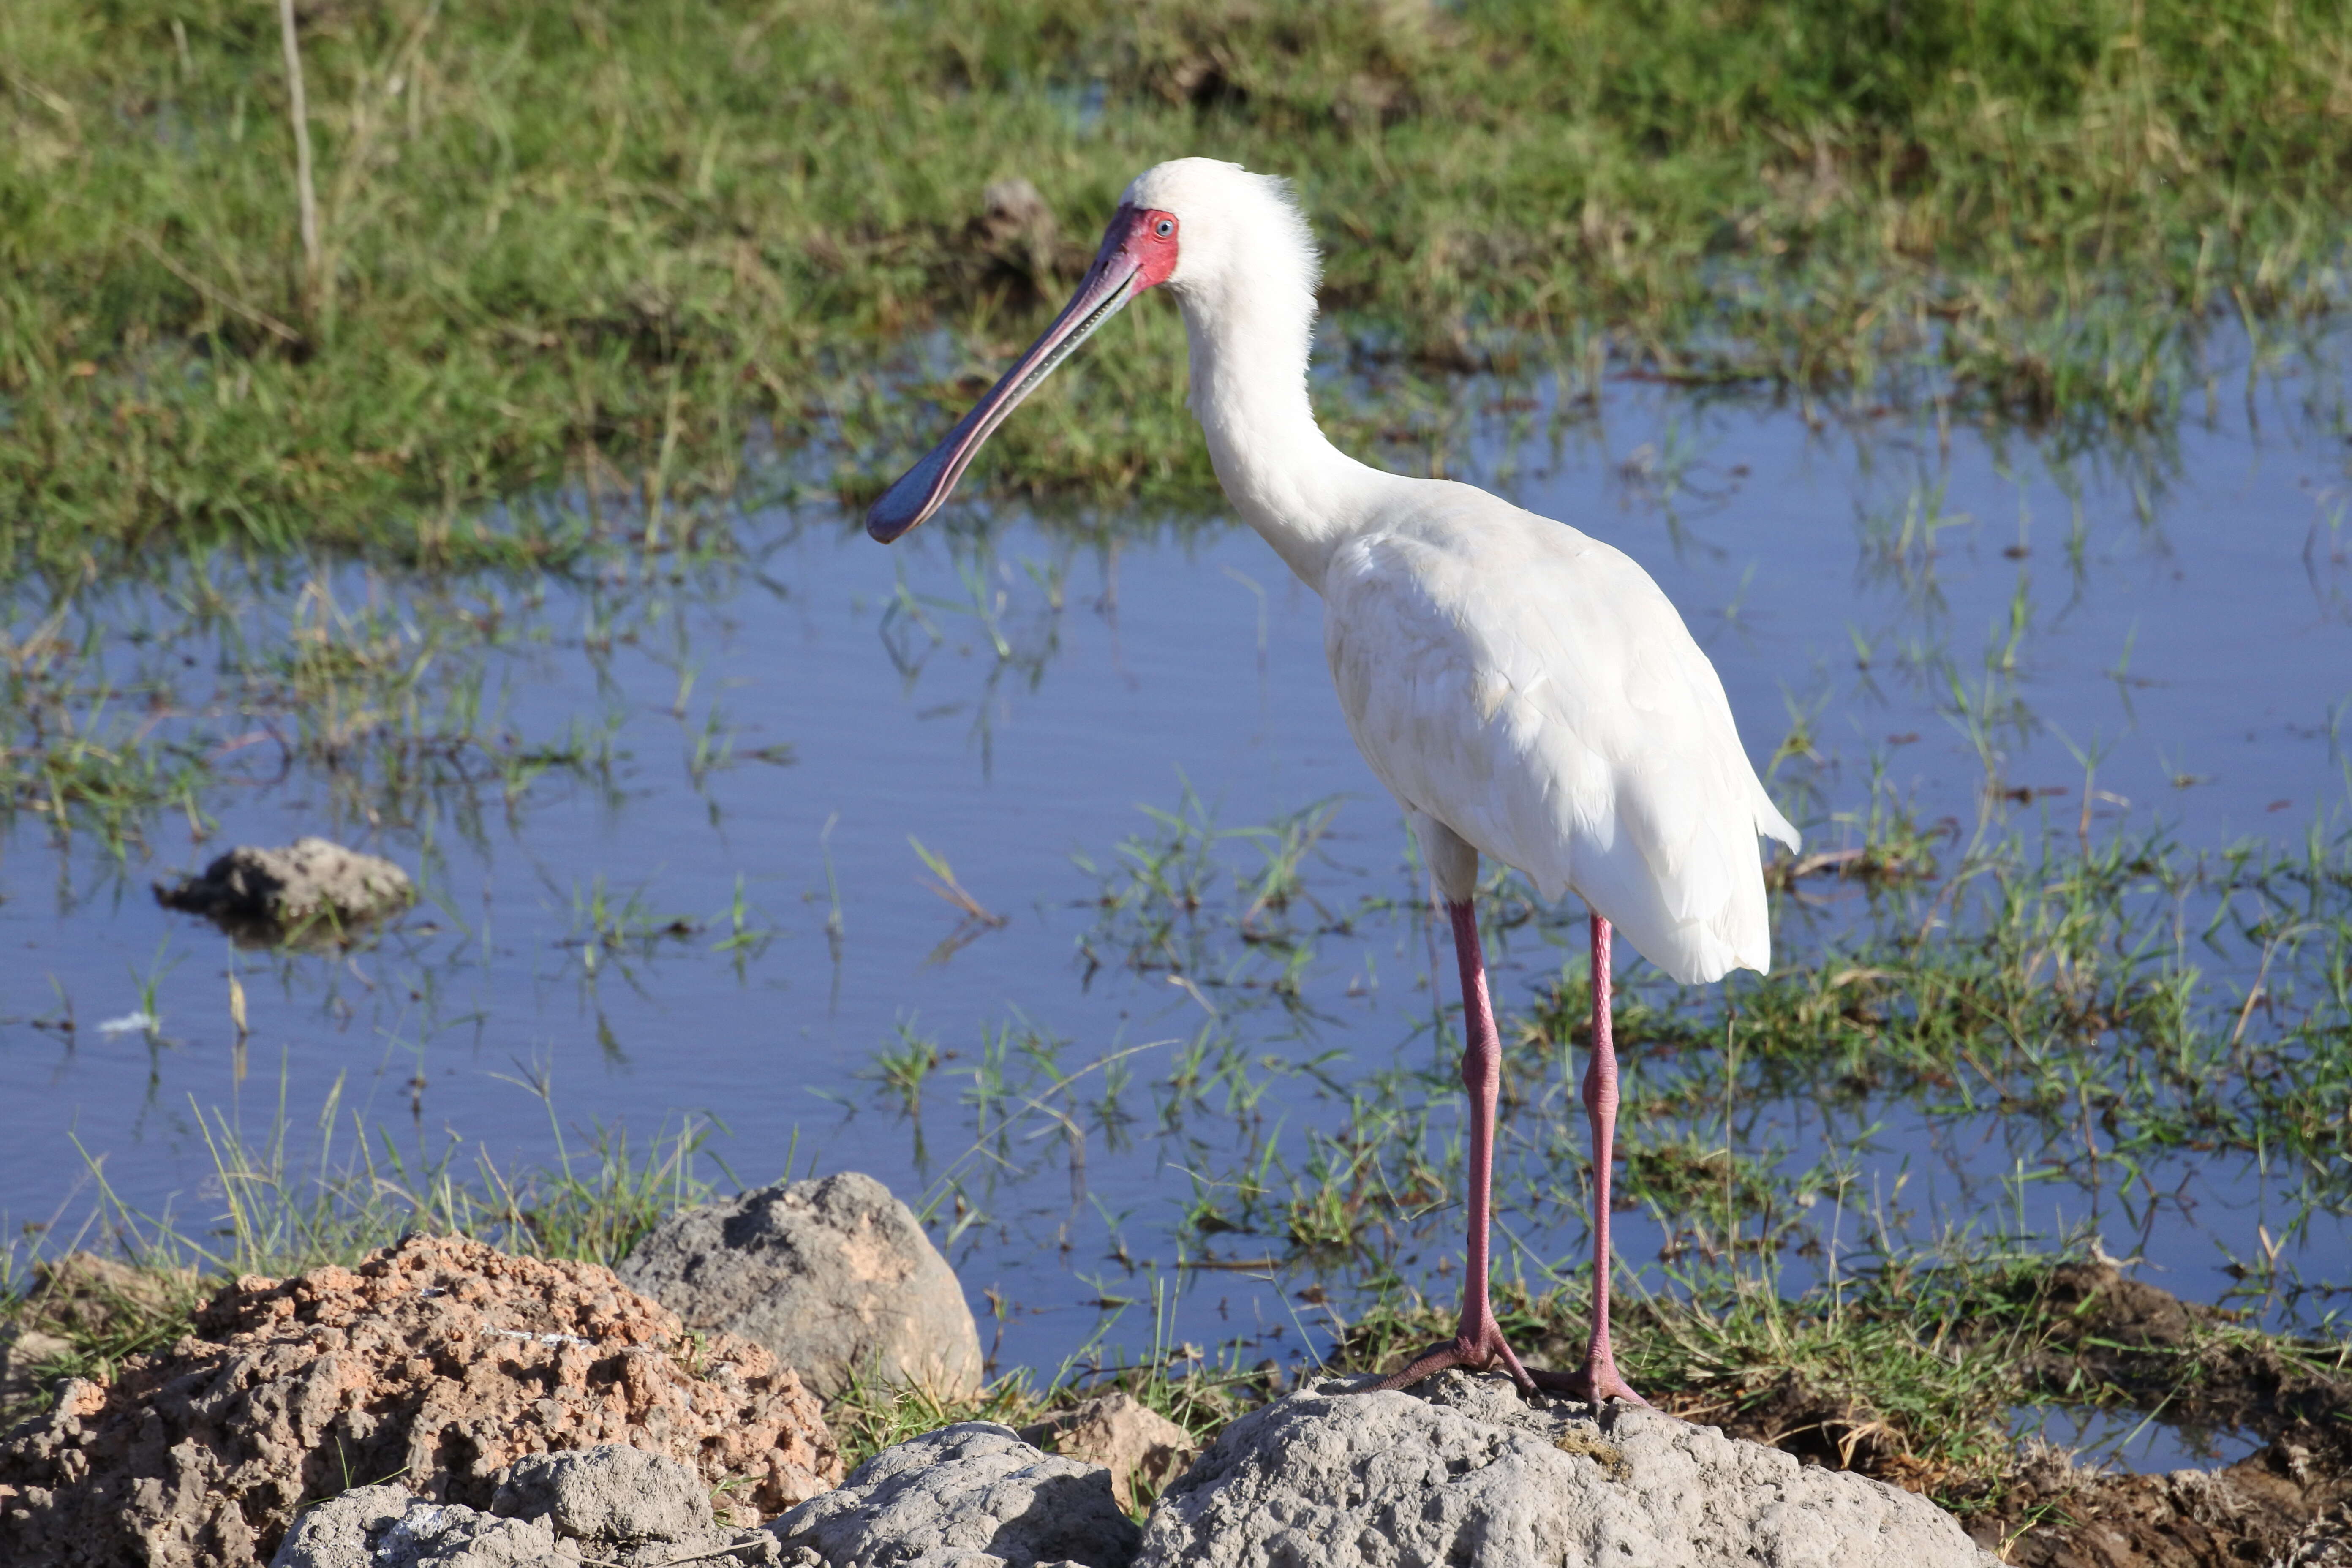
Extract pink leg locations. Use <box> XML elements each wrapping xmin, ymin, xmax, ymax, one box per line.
<box><xmin>1545</xmin><ymin>914</ymin><xmax>1646</xmax><ymax>1404</ymax></box>
<box><xmin>1371</xmin><ymin>899</ymin><xmax>1538</xmax><ymax>1394</ymax></box>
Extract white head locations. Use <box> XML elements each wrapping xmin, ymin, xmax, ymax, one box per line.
<box><xmin>1119</xmin><ymin>158</ymin><xmax>1320</xmax><ymax>310</ymax></box>
<box><xmin>867</xmin><ymin>158</ymin><xmax>1322</xmax><ymax>542</ymax></box>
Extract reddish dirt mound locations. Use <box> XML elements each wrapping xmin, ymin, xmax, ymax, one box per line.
<box><xmin>0</xmin><ymin>1233</ymin><xmax>842</xmax><ymax>1568</ymax></box>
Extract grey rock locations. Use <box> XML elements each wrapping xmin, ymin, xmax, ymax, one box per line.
<box><xmin>155</xmin><ymin>837</ymin><xmax>413</xmax><ymax>942</ymax></box>
<box><xmin>271</xmin><ymin>1487</ymin><xmax>414</xmax><ymax>1568</ymax></box>
<box><xmin>492</xmin><ymin>1446</ymin><xmax>711</xmax><ymax>1545</ymax></box>
<box><xmin>768</xmin><ymin>1422</ymin><xmax>1140</xmax><ymax>1568</ymax></box>
<box><xmin>1133</xmin><ymin>1371</ymin><xmax>2001</xmax><ymax>1568</ymax></box>
<box><xmin>1017</xmin><ymin>1395</ymin><xmax>1195</xmax><ymax>1512</ymax></box>
<box><xmin>376</xmin><ymin>1506</ymin><xmax>576</xmax><ymax>1568</ymax></box>
<box><xmin>271</xmin><ymin>1489</ymin><xmax>577</xmax><ymax>1568</ymax></box>
<box><xmin>619</xmin><ymin>1173</ymin><xmax>982</xmax><ymax>1398</ymax></box>
<box><xmin>276</xmin><ymin>1448</ymin><xmax>784</xmax><ymax>1568</ymax></box>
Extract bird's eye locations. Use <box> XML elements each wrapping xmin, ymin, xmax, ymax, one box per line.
<box><xmin>1154</xmin><ymin>218</ymin><xmax>1175</xmax><ymax>238</ymax></box>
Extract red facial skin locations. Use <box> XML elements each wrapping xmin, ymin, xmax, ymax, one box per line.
<box><xmin>1108</xmin><ymin>205</ymin><xmax>1181</xmax><ymax>290</ymax></box>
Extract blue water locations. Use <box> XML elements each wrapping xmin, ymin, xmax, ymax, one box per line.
<box><xmin>3</xmin><ymin>362</ymin><xmax>2347</xmax><ymax>1403</ymax></box>
<box><xmin>2010</xmin><ymin>1402</ymin><xmax>2267</xmax><ymax>1474</ymax></box>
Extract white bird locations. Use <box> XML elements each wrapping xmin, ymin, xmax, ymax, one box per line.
<box><xmin>869</xmin><ymin>158</ymin><xmax>1798</xmax><ymax>1402</ymax></box>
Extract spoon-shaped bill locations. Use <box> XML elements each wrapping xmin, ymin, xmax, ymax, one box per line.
<box><xmin>866</xmin><ymin>225</ymin><xmax>1148</xmax><ymax>544</ymax></box>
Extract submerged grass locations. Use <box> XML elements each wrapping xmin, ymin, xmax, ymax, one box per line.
<box><xmin>6</xmin><ymin>0</ymin><xmax>2352</xmax><ymax>568</ymax></box>
<box><xmin>1071</xmin><ymin>773</ymin><xmax>2352</xmax><ymax>1243</ymax></box>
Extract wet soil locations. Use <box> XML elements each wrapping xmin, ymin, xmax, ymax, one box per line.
<box><xmin>1657</xmin><ymin>1263</ymin><xmax>2352</xmax><ymax>1566</ymax></box>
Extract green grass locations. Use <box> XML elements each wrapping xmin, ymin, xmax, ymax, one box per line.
<box><xmin>1338</xmin><ymin>1234</ymin><xmax>2352</xmax><ymax>1509</ymax></box>
<box><xmin>5</xmin><ymin>0</ymin><xmax>2351</xmax><ymax>571</ymax></box>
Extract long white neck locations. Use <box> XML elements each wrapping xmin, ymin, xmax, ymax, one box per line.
<box><xmin>1173</xmin><ymin>269</ymin><xmax>1384</xmax><ymax>595</ymax></box>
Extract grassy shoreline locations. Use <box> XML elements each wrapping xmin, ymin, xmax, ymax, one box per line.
<box><xmin>5</xmin><ymin>0</ymin><xmax>2351</xmax><ymax>571</ymax></box>
<box><xmin>8</xmin><ymin>1141</ymin><xmax>2349</xmax><ymax>1535</ymax></box>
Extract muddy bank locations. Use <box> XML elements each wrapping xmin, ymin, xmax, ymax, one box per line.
<box><xmin>1643</xmin><ymin>1261</ymin><xmax>2352</xmax><ymax>1566</ymax></box>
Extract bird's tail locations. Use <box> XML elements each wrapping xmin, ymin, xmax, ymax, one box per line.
<box><xmin>1753</xmin><ymin>784</ymin><xmax>1800</xmax><ymax>855</ymax></box>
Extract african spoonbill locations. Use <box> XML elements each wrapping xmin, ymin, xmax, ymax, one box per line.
<box><xmin>867</xmin><ymin>158</ymin><xmax>1798</xmax><ymax>1403</ymax></box>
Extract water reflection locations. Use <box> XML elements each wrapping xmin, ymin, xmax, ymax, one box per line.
<box><xmin>2009</xmin><ymin>1403</ymin><xmax>2265</xmax><ymax>1475</ymax></box>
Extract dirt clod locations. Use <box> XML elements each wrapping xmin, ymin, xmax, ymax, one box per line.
<box><xmin>22</xmin><ymin>1252</ymin><xmax>204</xmax><ymax>1333</ymax></box>
<box><xmin>1018</xmin><ymin>1392</ymin><xmax>1197</xmax><ymax>1511</ymax></box>
<box><xmin>960</xmin><ymin>177</ymin><xmax>1085</xmax><ymax>303</ymax></box>
<box><xmin>1968</xmin><ymin>1266</ymin><xmax>2352</xmax><ymax>1566</ymax></box>
<box><xmin>0</xmin><ymin>1329</ymin><xmax>70</xmax><ymax>1414</ymax></box>
<box><xmin>0</xmin><ymin>1233</ymin><xmax>841</xmax><ymax>1568</ymax></box>
<box><xmin>2022</xmin><ymin>1263</ymin><xmax>2352</xmax><ymax>1464</ymax></box>
<box><xmin>154</xmin><ymin>836</ymin><xmax>414</xmax><ymax>942</ymax></box>
<box><xmin>0</xmin><ymin>1252</ymin><xmax>206</xmax><ymax>1423</ymax></box>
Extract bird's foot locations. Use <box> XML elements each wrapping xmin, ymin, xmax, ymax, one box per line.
<box><xmin>1526</xmin><ymin>1349</ymin><xmax>1651</xmax><ymax>1407</ymax></box>
<box><xmin>1361</xmin><ymin>1320</ymin><xmax>1539</xmax><ymax>1396</ymax></box>
<box><xmin>1355</xmin><ymin>1326</ymin><xmax>1652</xmax><ymax>1406</ymax></box>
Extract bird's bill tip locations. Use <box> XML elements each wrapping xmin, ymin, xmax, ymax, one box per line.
<box><xmin>865</xmin><ymin>450</ymin><xmax>950</xmax><ymax>542</ymax></box>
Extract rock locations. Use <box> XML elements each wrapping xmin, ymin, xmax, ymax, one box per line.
<box><xmin>273</xmin><ymin>1489</ymin><xmax>574</xmax><ymax>1568</ymax></box>
<box><xmin>619</xmin><ymin>1173</ymin><xmax>983</xmax><ymax>1399</ymax></box>
<box><xmin>0</xmin><ymin>1326</ymin><xmax>73</xmax><ymax>1410</ymax></box>
<box><xmin>269</xmin><ymin>1488</ymin><xmax>414</xmax><ymax>1568</ymax></box>
<box><xmin>770</xmin><ymin>1422</ymin><xmax>1141</xmax><ymax>1568</ymax></box>
<box><xmin>1132</xmin><ymin>1371</ymin><xmax>2000</xmax><ymax>1568</ymax></box>
<box><xmin>370</xmin><ymin>1506</ymin><xmax>569</xmax><ymax>1568</ymax></box>
<box><xmin>155</xmin><ymin>837</ymin><xmax>414</xmax><ymax>942</ymax></box>
<box><xmin>1018</xmin><ymin>1394</ymin><xmax>1195</xmax><ymax>1512</ymax></box>
<box><xmin>275</xmin><ymin>1447</ymin><xmax>787</xmax><ymax>1568</ymax></box>
<box><xmin>0</xmin><ymin>1234</ymin><xmax>841</xmax><ymax>1568</ymax></box>
<box><xmin>490</xmin><ymin>1446</ymin><xmax>710</xmax><ymax>1547</ymax></box>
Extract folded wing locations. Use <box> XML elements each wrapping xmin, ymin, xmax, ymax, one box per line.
<box><xmin>1324</xmin><ymin>487</ymin><xmax>1798</xmax><ymax>984</ymax></box>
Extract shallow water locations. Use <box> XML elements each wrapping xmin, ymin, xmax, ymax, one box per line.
<box><xmin>3</xmin><ymin>361</ymin><xmax>2348</xmax><ymax>1391</ymax></box>
<box><xmin>2008</xmin><ymin>1402</ymin><xmax>2267</xmax><ymax>1475</ymax></box>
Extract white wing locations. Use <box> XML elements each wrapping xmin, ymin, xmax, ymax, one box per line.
<box><xmin>1324</xmin><ymin>482</ymin><xmax>1798</xmax><ymax>985</ymax></box>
